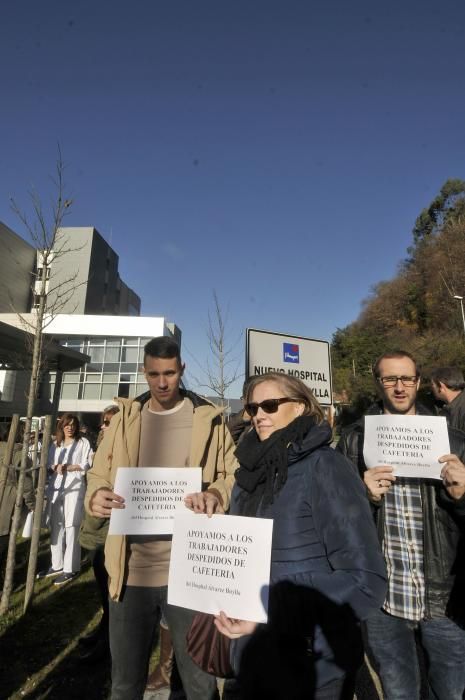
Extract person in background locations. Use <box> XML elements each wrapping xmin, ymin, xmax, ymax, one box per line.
<box><xmin>0</xmin><ymin>422</ymin><xmax>35</xmax><ymax>582</ymax></box>
<box><xmin>38</xmin><ymin>413</ymin><xmax>91</xmax><ymax>585</ymax></box>
<box><xmin>227</xmin><ymin>379</ymin><xmax>252</xmax><ymax>447</ymax></box>
<box><xmin>79</xmin><ymin>405</ymin><xmax>119</xmax><ymax>663</ymax></box>
<box><xmin>216</xmin><ymin>372</ymin><xmax>386</xmax><ymax>700</ymax></box>
<box><xmin>430</xmin><ymin>366</ymin><xmax>465</xmax><ymax>432</ymax></box>
<box><xmin>337</xmin><ymin>351</ymin><xmax>465</xmax><ymax>700</ymax></box>
<box><xmin>28</xmin><ymin>429</ymin><xmax>41</xmax><ymax>484</ymax></box>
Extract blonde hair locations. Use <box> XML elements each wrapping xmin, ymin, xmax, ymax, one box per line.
<box><xmin>245</xmin><ymin>372</ymin><xmax>324</xmax><ymax>423</ymax></box>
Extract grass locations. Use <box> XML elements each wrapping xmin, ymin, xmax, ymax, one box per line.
<box><xmin>0</xmin><ymin>533</ymin><xmax>111</xmax><ymax>700</ymax></box>
<box><xmin>0</xmin><ymin>536</ymin><xmax>394</xmax><ymax>700</ymax></box>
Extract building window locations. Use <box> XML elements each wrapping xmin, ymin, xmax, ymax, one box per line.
<box><xmin>101</xmin><ymin>384</ymin><xmax>118</xmax><ymax>399</ymax></box>
<box><xmin>121</xmin><ymin>347</ymin><xmax>138</xmax><ymax>363</ymax></box>
<box><xmin>36</xmin><ymin>266</ymin><xmax>51</xmax><ymax>281</ymax></box>
<box><xmin>83</xmin><ymin>384</ymin><xmax>100</xmax><ymax>399</ymax></box>
<box><xmin>88</xmin><ymin>347</ymin><xmax>104</xmax><ymax>364</ymax></box>
<box><xmin>84</xmin><ymin>373</ymin><xmax>101</xmax><ymax>383</ymax></box>
<box><xmin>53</xmin><ymin>335</ymin><xmax>155</xmax><ymax>408</ymax></box>
<box><xmin>102</xmin><ymin>373</ymin><xmax>119</xmax><ymax>383</ymax></box>
<box><xmin>118</xmin><ymin>382</ymin><xmax>130</xmax><ymax>398</ymax></box>
<box><xmin>62</xmin><ymin>384</ymin><xmax>79</xmax><ymax>399</ymax></box>
<box><xmin>105</xmin><ymin>346</ymin><xmax>120</xmax><ymax>363</ymax></box>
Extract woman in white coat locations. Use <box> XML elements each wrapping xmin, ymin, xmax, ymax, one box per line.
<box><xmin>40</xmin><ymin>413</ymin><xmax>91</xmax><ymax>585</ymax></box>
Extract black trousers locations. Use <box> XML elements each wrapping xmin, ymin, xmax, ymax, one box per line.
<box><xmin>85</xmin><ymin>545</ymin><xmax>109</xmax><ymax>634</ymax></box>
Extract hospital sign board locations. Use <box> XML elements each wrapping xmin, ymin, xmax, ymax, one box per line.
<box><xmin>246</xmin><ymin>328</ymin><xmax>332</xmax><ymax>406</ymax></box>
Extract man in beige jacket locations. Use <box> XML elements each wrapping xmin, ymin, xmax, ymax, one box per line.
<box><xmin>86</xmin><ymin>336</ymin><xmax>238</xmax><ymax>700</ymax></box>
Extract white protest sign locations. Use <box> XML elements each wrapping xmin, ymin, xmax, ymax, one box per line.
<box><xmin>363</xmin><ymin>415</ymin><xmax>450</xmax><ymax>479</ymax></box>
<box><xmin>168</xmin><ymin>512</ymin><xmax>273</xmax><ymax>623</ymax></box>
<box><xmin>108</xmin><ymin>467</ymin><xmax>202</xmax><ymax>535</ymax></box>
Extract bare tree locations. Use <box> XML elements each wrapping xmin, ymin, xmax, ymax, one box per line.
<box><xmin>187</xmin><ymin>290</ymin><xmax>242</xmax><ymax>406</ymax></box>
<box><xmin>23</xmin><ymin>415</ymin><xmax>53</xmax><ymax>612</ymax></box>
<box><xmin>0</xmin><ymin>149</ymin><xmax>81</xmax><ymax>614</ymax></box>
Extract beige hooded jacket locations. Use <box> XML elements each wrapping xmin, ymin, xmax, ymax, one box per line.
<box><xmin>85</xmin><ymin>390</ymin><xmax>238</xmax><ymax>600</ymax></box>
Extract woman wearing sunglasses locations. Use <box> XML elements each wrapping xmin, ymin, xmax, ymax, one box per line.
<box><xmin>214</xmin><ymin>372</ymin><xmax>386</xmax><ymax>700</ymax></box>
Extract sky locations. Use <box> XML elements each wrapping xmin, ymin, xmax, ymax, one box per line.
<box><xmin>1</xmin><ymin>0</ymin><xmax>465</xmax><ymax>396</ymax></box>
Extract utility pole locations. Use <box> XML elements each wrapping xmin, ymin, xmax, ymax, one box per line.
<box><xmin>453</xmin><ymin>295</ymin><xmax>465</xmax><ymax>336</ymax></box>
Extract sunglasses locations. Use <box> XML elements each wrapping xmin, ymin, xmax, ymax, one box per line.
<box><xmin>102</xmin><ymin>420</ymin><xmax>111</xmax><ymax>427</ymax></box>
<box><xmin>245</xmin><ymin>398</ymin><xmax>298</xmax><ymax>417</ymax></box>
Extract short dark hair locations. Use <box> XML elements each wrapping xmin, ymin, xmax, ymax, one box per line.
<box><xmin>144</xmin><ymin>336</ymin><xmax>181</xmax><ymax>365</ymax></box>
<box><xmin>372</xmin><ymin>350</ymin><xmax>419</xmax><ymax>379</ymax></box>
<box><xmin>430</xmin><ymin>366</ymin><xmax>465</xmax><ymax>391</ymax></box>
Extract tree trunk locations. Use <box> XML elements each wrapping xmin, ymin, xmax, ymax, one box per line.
<box><xmin>0</xmin><ymin>415</ymin><xmax>20</xmax><ymax>506</ymax></box>
<box><xmin>23</xmin><ymin>415</ymin><xmax>53</xmax><ymax>612</ymax></box>
<box><xmin>0</xmin><ymin>279</ymin><xmax>46</xmax><ymax>615</ymax></box>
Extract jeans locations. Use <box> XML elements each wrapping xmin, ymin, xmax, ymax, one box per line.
<box><xmin>365</xmin><ymin>609</ymin><xmax>465</xmax><ymax>700</ymax></box>
<box><xmin>109</xmin><ymin>584</ymin><xmax>218</xmax><ymax>700</ymax></box>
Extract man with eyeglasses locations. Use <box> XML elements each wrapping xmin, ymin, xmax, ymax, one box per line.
<box><xmin>337</xmin><ymin>350</ymin><xmax>465</xmax><ymax>700</ymax></box>
<box><xmin>85</xmin><ymin>336</ymin><xmax>238</xmax><ymax>700</ymax></box>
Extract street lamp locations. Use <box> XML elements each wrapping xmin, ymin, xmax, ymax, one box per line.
<box><xmin>453</xmin><ymin>295</ymin><xmax>465</xmax><ymax>336</ymax></box>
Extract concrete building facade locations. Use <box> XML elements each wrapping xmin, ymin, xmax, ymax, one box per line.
<box><xmin>0</xmin><ymin>222</ymin><xmax>140</xmax><ymax>317</ymax></box>
<box><xmin>32</xmin><ymin>227</ymin><xmax>141</xmax><ymax>316</ymax></box>
<box><xmin>43</xmin><ymin>314</ymin><xmax>177</xmax><ymax>414</ymax></box>
<box><xmin>0</xmin><ymin>223</ymin><xmax>180</xmax><ymax>428</ymax></box>
<box><xmin>0</xmin><ymin>222</ymin><xmax>36</xmax><ymax>313</ymax></box>
<box><xmin>0</xmin><ymin>313</ymin><xmax>180</xmax><ymax>425</ymax></box>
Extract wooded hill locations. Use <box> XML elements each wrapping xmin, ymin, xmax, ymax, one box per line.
<box><xmin>332</xmin><ymin>179</ymin><xmax>465</xmax><ymax>417</ymax></box>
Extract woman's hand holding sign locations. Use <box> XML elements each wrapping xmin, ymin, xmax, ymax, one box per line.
<box><xmin>214</xmin><ymin>611</ymin><xmax>257</xmax><ymax>639</ymax></box>
<box><xmin>184</xmin><ymin>490</ymin><xmax>224</xmax><ymax>516</ymax></box>
<box><xmin>364</xmin><ymin>466</ymin><xmax>396</xmax><ymax>502</ymax></box>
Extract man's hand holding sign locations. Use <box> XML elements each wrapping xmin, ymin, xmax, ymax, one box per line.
<box><xmin>438</xmin><ymin>453</ymin><xmax>465</xmax><ymax>500</ymax></box>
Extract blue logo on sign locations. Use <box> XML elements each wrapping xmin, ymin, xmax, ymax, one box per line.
<box><xmin>283</xmin><ymin>343</ymin><xmax>299</xmax><ymax>363</ymax></box>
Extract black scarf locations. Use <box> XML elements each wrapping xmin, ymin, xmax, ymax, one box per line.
<box><xmin>234</xmin><ymin>415</ymin><xmax>316</xmax><ymax>517</ymax></box>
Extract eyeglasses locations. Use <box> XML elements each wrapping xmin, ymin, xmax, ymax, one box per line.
<box><xmin>245</xmin><ymin>398</ymin><xmax>299</xmax><ymax>417</ymax></box>
<box><xmin>102</xmin><ymin>420</ymin><xmax>111</xmax><ymax>427</ymax></box>
<box><xmin>378</xmin><ymin>375</ymin><xmax>418</xmax><ymax>388</ymax></box>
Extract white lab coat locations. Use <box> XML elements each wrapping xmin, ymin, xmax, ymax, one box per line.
<box><xmin>47</xmin><ymin>438</ymin><xmax>91</xmax><ymax>526</ymax></box>
<box><xmin>47</xmin><ymin>437</ymin><xmax>91</xmax><ymax>572</ymax></box>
